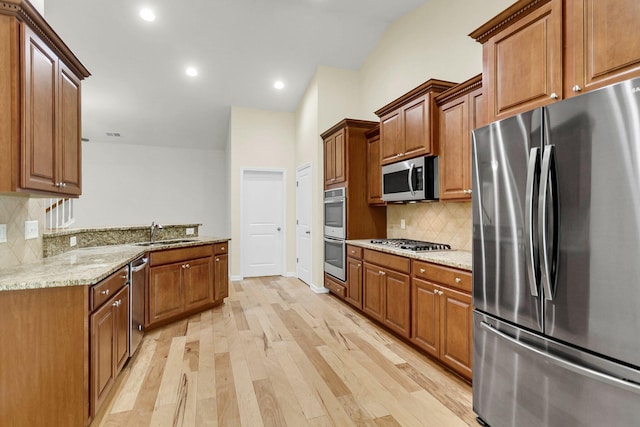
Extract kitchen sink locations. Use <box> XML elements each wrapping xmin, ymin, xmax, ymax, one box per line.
<box><xmin>134</xmin><ymin>238</ymin><xmax>198</xmax><ymax>247</ymax></box>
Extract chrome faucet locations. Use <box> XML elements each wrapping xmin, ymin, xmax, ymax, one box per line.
<box><xmin>150</xmin><ymin>221</ymin><xmax>163</xmax><ymax>243</ymax></box>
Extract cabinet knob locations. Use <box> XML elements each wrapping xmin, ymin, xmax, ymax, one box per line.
<box><xmin>379</xmin><ymin>271</ymin><xmax>386</xmax><ymax>276</ymax></box>
<box><xmin>420</xmin><ymin>268</ymin><xmax>425</xmax><ymax>273</ymax></box>
<box><xmin>100</xmin><ymin>289</ymin><xmax>110</xmax><ymax>295</ymax></box>
<box><xmin>550</xmin><ymin>92</ymin><xmax>559</xmax><ymax>100</ymax></box>
<box><xmin>439</xmin><ymin>290</ymin><xmax>444</xmax><ymax>296</ymax></box>
<box><xmin>455</xmin><ymin>277</ymin><xmax>462</xmax><ymax>283</ymax></box>
<box><xmin>61</xmin><ymin>182</ymin><xmax>67</xmax><ymax>188</ymax></box>
<box><xmin>357</xmin><ymin>263</ymin><xmax>361</xmax><ymax>267</ymax></box>
<box><xmin>216</xmin><ymin>258</ymin><xmax>220</xmax><ymax>262</ymax></box>
<box><xmin>185</xmin><ymin>264</ymin><xmax>190</xmax><ymax>268</ymax></box>
<box><xmin>572</xmin><ymin>85</ymin><xmax>582</xmax><ymax>92</ymax></box>
<box><xmin>463</xmin><ymin>189</ymin><xmax>473</xmax><ymax>195</ymax></box>
<box><xmin>221</xmin><ymin>247</ymin><xmax>225</xmax><ymax>250</ymax></box>
<box><xmin>120</xmin><ymin>274</ymin><xmax>127</xmax><ymax>279</ymax></box>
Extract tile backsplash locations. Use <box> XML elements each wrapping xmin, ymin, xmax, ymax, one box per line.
<box><xmin>387</xmin><ymin>201</ymin><xmax>472</xmax><ymax>251</ymax></box>
<box><xmin>0</xmin><ymin>195</ymin><xmax>45</xmax><ymax>267</ymax></box>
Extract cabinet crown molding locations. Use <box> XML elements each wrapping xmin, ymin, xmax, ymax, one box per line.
<box><xmin>1</xmin><ymin>0</ymin><xmax>90</xmax><ymax>78</ymax></box>
<box><xmin>468</xmin><ymin>0</ymin><xmax>550</xmax><ymax>44</ymax></box>
<box><xmin>320</xmin><ymin>118</ymin><xmax>377</xmax><ymax>139</ymax></box>
<box><xmin>374</xmin><ymin>78</ymin><xmax>458</xmax><ymax>117</ymax></box>
<box><xmin>435</xmin><ymin>74</ymin><xmax>482</xmax><ymax>105</ymax></box>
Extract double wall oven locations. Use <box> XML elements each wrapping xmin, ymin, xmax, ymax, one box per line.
<box><xmin>324</xmin><ymin>187</ymin><xmax>346</xmax><ymax>281</ymax></box>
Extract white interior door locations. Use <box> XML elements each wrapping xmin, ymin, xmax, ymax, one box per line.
<box><xmin>296</xmin><ymin>164</ymin><xmax>312</xmax><ymax>285</ymax></box>
<box><xmin>242</xmin><ymin>169</ymin><xmax>285</xmax><ymax>277</ymax></box>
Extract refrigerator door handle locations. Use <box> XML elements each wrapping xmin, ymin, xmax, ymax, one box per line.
<box><xmin>479</xmin><ymin>321</ymin><xmax>640</xmax><ymax>395</ymax></box>
<box><xmin>525</xmin><ymin>147</ymin><xmax>540</xmax><ymax>296</ymax></box>
<box><xmin>539</xmin><ymin>145</ymin><xmax>559</xmax><ymax>301</ymax></box>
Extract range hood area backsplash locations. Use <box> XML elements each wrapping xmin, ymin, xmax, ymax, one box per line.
<box><xmin>386</xmin><ymin>201</ymin><xmax>472</xmax><ymax>251</ymax></box>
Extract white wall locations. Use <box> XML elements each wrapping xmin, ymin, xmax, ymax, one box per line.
<box><xmin>229</xmin><ymin>107</ymin><xmax>297</xmax><ymax>279</ymax></box>
<box><xmin>358</xmin><ymin>0</ymin><xmax>514</xmax><ymax>119</ymax></box>
<box><xmin>74</xmin><ymin>142</ymin><xmax>227</xmax><ymax>237</ymax></box>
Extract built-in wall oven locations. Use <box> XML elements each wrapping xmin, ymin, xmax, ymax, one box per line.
<box><xmin>324</xmin><ymin>187</ymin><xmax>346</xmax><ymax>239</ymax></box>
<box><xmin>324</xmin><ymin>237</ymin><xmax>346</xmax><ymax>281</ymax></box>
<box><xmin>324</xmin><ymin>187</ymin><xmax>346</xmax><ymax>281</ymax></box>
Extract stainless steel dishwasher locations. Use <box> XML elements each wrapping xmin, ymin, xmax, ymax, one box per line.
<box><xmin>129</xmin><ymin>255</ymin><xmax>148</xmax><ymax>356</ymax></box>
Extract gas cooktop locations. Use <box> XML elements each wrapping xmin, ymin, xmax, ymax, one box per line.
<box><xmin>370</xmin><ymin>239</ymin><xmax>452</xmax><ymax>252</ymax></box>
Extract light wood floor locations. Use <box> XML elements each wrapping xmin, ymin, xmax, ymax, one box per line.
<box><xmin>93</xmin><ymin>276</ymin><xmax>475</xmax><ymax>427</ymax></box>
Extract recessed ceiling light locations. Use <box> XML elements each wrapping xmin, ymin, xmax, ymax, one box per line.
<box><xmin>274</xmin><ymin>80</ymin><xmax>285</xmax><ymax>90</ymax></box>
<box><xmin>186</xmin><ymin>67</ymin><xmax>198</xmax><ymax>77</ymax></box>
<box><xmin>139</xmin><ymin>8</ymin><xmax>156</xmax><ymax>22</ymax></box>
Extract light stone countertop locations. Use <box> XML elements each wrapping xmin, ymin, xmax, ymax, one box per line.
<box><xmin>0</xmin><ymin>236</ymin><xmax>229</xmax><ymax>292</ymax></box>
<box><xmin>346</xmin><ymin>239</ymin><xmax>472</xmax><ymax>271</ymax></box>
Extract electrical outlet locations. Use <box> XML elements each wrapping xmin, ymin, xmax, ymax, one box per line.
<box><xmin>400</xmin><ymin>219</ymin><xmax>406</xmax><ymax>230</ymax></box>
<box><xmin>25</xmin><ymin>220</ymin><xmax>38</xmax><ymax>240</ymax></box>
<box><xmin>70</xmin><ymin>236</ymin><xmax>77</xmax><ymax>247</ymax></box>
<box><xmin>186</xmin><ymin>227</ymin><xmax>195</xmax><ymax>235</ymax></box>
<box><xmin>0</xmin><ymin>224</ymin><xmax>6</xmax><ymax>243</ymax></box>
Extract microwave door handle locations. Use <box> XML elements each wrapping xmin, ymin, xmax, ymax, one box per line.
<box><xmin>408</xmin><ymin>162</ymin><xmax>415</xmax><ymax>195</ymax></box>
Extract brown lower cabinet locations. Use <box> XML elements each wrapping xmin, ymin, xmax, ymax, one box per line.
<box><xmin>90</xmin><ymin>266</ymin><xmax>130</xmax><ymax>418</ymax></box>
<box><xmin>411</xmin><ymin>260</ymin><xmax>472</xmax><ymax>379</ymax></box>
<box><xmin>362</xmin><ymin>249</ymin><xmax>411</xmax><ymax>338</ymax></box>
<box><xmin>336</xmin><ymin>246</ymin><xmax>473</xmax><ymax>380</ymax></box>
<box><xmin>147</xmin><ymin>243</ymin><xmax>228</xmax><ymax>328</ymax></box>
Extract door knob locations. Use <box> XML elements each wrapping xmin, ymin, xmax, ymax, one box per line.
<box><xmin>277</xmin><ymin>227</ymin><xmax>281</xmax><ymax>231</ymax></box>
<box><xmin>305</xmin><ymin>231</ymin><xmax>310</xmax><ymax>234</ymax></box>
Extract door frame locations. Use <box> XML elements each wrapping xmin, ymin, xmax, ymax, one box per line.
<box><xmin>296</xmin><ymin>163</ymin><xmax>312</xmax><ymax>286</ymax></box>
<box><xmin>240</xmin><ymin>167</ymin><xmax>287</xmax><ymax>279</ymax></box>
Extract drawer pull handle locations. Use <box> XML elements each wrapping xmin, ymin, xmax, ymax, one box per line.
<box><xmin>455</xmin><ymin>277</ymin><xmax>462</xmax><ymax>283</ymax></box>
<box><xmin>101</xmin><ymin>289</ymin><xmax>110</xmax><ymax>295</ymax></box>
<box><xmin>420</xmin><ymin>268</ymin><xmax>425</xmax><ymax>273</ymax></box>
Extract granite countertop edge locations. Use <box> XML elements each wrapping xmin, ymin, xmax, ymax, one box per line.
<box><xmin>0</xmin><ymin>236</ymin><xmax>230</xmax><ymax>292</ymax></box>
<box><xmin>346</xmin><ymin>239</ymin><xmax>472</xmax><ymax>271</ymax></box>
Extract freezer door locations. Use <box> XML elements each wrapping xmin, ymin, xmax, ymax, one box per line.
<box><xmin>472</xmin><ymin>109</ymin><xmax>543</xmax><ymax>332</ymax></box>
<box><xmin>544</xmin><ymin>77</ymin><xmax>640</xmax><ymax>367</ymax></box>
<box><xmin>473</xmin><ymin>312</ymin><xmax>640</xmax><ymax>427</ymax></box>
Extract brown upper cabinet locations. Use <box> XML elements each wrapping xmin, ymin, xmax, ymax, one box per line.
<box><xmin>471</xmin><ymin>0</ymin><xmax>640</xmax><ymax>123</ymax></box>
<box><xmin>323</xmin><ymin>128</ymin><xmax>346</xmax><ymax>187</ymax></box>
<box><xmin>0</xmin><ymin>1</ymin><xmax>90</xmax><ymax>197</ymax></box>
<box><xmin>374</xmin><ymin>79</ymin><xmax>457</xmax><ymax>165</ymax></box>
<box><xmin>435</xmin><ymin>74</ymin><xmax>484</xmax><ymax>201</ymax></box>
<box><xmin>365</xmin><ymin>125</ymin><xmax>384</xmax><ymax>205</ymax></box>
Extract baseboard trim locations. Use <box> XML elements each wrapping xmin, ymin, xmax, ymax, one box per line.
<box><xmin>231</xmin><ymin>275</ymin><xmax>243</xmax><ymax>282</ymax></box>
<box><xmin>284</xmin><ymin>271</ymin><xmax>297</xmax><ymax>278</ymax></box>
<box><xmin>309</xmin><ymin>283</ymin><xmax>329</xmax><ymax>294</ymax></box>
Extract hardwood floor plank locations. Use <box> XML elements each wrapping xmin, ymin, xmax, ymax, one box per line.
<box><xmin>374</xmin><ymin>415</ymin><xmax>403</xmax><ymax>427</ymax></box>
<box><xmin>156</xmin><ymin>336</ymin><xmax>188</xmax><ymax>407</ymax></box>
<box><xmin>195</xmin><ymin>397</ymin><xmax>218</xmax><ymax>427</ymax></box>
<box><xmin>214</xmin><ymin>353</ymin><xmax>241</xmax><ymax>427</ymax></box>
<box><xmin>110</xmin><ymin>338</ymin><xmax>157</xmax><ymax>414</ymax></box>
<box><xmin>231</xmin><ymin>300</ymin><xmax>250</xmax><ymax>331</ymax></box>
<box><xmin>228</xmin><ymin>330</ymin><xmax>264</xmax><ymax>427</ymax></box>
<box><xmin>253</xmin><ymin>378</ymin><xmax>287</xmax><ymax>427</ymax></box>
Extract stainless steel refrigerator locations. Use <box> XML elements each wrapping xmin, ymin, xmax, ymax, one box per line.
<box><xmin>472</xmin><ymin>77</ymin><xmax>640</xmax><ymax>427</ymax></box>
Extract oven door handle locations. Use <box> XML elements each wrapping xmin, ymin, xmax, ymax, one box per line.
<box><xmin>324</xmin><ymin>197</ymin><xmax>345</xmax><ymax>204</ymax></box>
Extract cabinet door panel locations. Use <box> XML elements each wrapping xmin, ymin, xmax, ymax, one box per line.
<box><xmin>22</xmin><ymin>26</ymin><xmax>57</xmax><ymax>192</ymax></box>
<box><xmin>149</xmin><ymin>264</ymin><xmax>183</xmax><ymax>324</ymax></box>
<box><xmin>383</xmin><ymin>270</ymin><xmax>410</xmax><ymax>338</ymax></box>
<box><xmin>58</xmin><ymin>63</ymin><xmax>81</xmax><ymax>195</ymax></box>
<box><xmin>333</xmin><ymin>130</ymin><xmax>346</xmax><ymax>184</ymax></box>
<box><xmin>363</xmin><ymin>263</ymin><xmax>384</xmax><ymax>322</ymax></box>
<box><xmin>439</xmin><ymin>96</ymin><xmax>469</xmax><ymax>200</ymax></box>
<box><xmin>380</xmin><ymin>111</ymin><xmax>402</xmax><ymax>164</ymax></box>
<box><xmin>440</xmin><ymin>286</ymin><xmax>473</xmax><ymax>378</ymax></box>
<box><xmin>572</xmin><ymin>0</ymin><xmax>640</xmax><ymax>93</ymax></box>
<box><xmin>184</xmin><ymin>257</ymin><xmax>213</xmax><ymax>311</ymax></box>
<box><xmin>346</xmin><ymin>257</ymin><xmax>363</xmax><ymax>309</ymax></box>
<box><xmin>402</xmin><ymin>95</ymin><xmax>430</xmax><ymax>158</ymax></box>
<box><xmin>214</xmin><ymin>254</ymin><xmax>229</xmax><ymax>301</ymax></box>
<box><xmin>324</xmin><ymin>136</ymin><xmax>334</xmax><ymax>186</ymax></box>
<box><xmin>91</xmin><ymin>301</ymin><xmax>115</xmax><ymax>415</ymax></box>
<box><xmin>367</xmin><ymin>133</ymin><xmax>383</xmax><ymax>204</ymax></box>
<box><xmin>486</xmin><ymin>1</ymin><xmax>562</xmax><ymax>120</ymax></box>
<box><xmin>411</xmin><ymin>278</ymin><xmax>440</xmax><ymax>358</ymax></box>
<box><xmin>114</xmin><ymin>285</ymin><xmax>130</xmax><ymax>374</ymax></box>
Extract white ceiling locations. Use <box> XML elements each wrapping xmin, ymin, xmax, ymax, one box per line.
<box><xmin>43</xmin><ymin>0</ymin><xmax>428</xmax><ymax>150</ymax></box>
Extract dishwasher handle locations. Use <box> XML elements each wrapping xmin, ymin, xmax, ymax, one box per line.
<box><xmin>131</xmin><ymin>257</ymin><xmax>148</xmax><ymax>272</ymax></box>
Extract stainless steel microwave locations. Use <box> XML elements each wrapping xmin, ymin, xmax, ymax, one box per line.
<box><xmin>382</xmin><ymin>156</ymin><xmax>439</xmax><ymax>202</ymax></box>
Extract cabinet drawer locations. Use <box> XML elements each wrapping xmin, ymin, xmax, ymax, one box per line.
<box><xmin>346</xmin><ymin>245</ymin><xmax>363</xmax><ymax>259</ymax></box>
<box><xmin>325</xmin><ymin>274</ymin><xmax>346</xmax><ymax>298</ymax></box>
<box><xmin>364</xmin><ymin>249</ymin><xmax>410</xmax><ymax>274</ymax></box>
<box><xmin>91</xmin><ymin>266</ymin><xmax>128</xmax><ymax>311</ymax></box>
<box><xmin>214</xmin><ymin>242</ymin><xmax>228</xmax><ymax>255</ymax></box>
<box><xmin>149</xmin><ymin>244</ymin><xmax>213</xmax><ymax>266</ymax></box>
<box><xmin>412</xmin><ymin>260</ymin><xmax>471</xmax><ymax>292</ymax></box>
